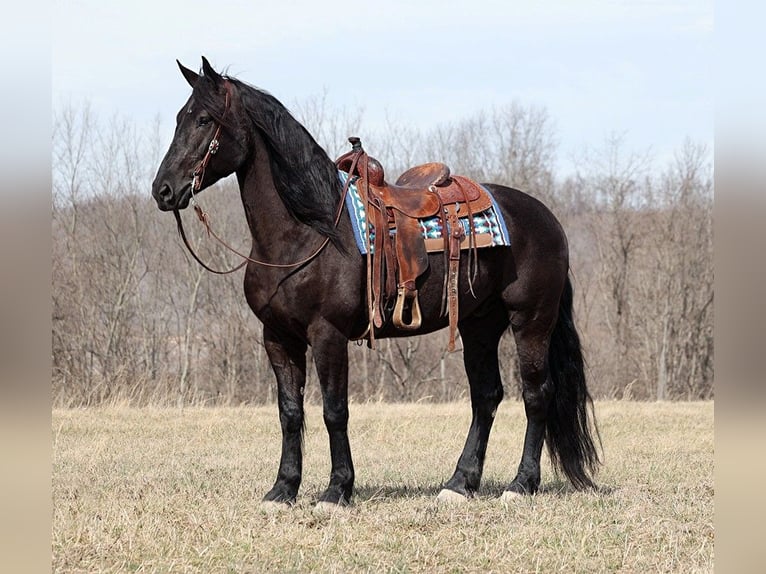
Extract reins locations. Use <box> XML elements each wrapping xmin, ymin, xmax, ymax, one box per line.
<box><xmin>174</xmin><ymin>201</ymin><xmax>333</xmax><ymax>273</ymax></box>
<box><xmin>174</xmin><ymin>86</ymin><xmax>361</xmax><ymax>273</ymax></box>
<box><xmin>174</xmin><ymin>208</ymin><xmax>247</xmax><ymax>274</ymax></box>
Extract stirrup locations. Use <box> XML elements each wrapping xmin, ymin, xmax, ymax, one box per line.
<box><xmin>392</xmin><ymin>286</ymin><xmax>422</xmax><ymax>330</ymax></box>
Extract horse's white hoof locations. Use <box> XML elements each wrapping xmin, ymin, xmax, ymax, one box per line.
<box><xmin>260</xmin><ymin>500</ymin><xmax>291</xmax><ymax>513</ymax></box>
<box><xmin>436</xmin><ymin>488</ymin><xmax>469</xmax><ymax>505</ymax></box>
<box><xmin>500</xmin><ymin>490</ymin><xmax>524</xmax><ymax>503</ymax></box>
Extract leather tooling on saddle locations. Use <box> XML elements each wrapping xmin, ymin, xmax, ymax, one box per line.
<box><xmin>336</xmin><ymin>138</ymin><xmax>510</xmax><ymax>351</ymax></box>
<box><xmin>341</xmin><ymin>171</ymin><xmax>509</xmax><ymax>255</ymax></box>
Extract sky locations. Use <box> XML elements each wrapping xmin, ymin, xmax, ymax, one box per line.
<box><xmin>52</xmin><ymin>0</ymin><xmax>713</xmax><ymax>178</ymax></box>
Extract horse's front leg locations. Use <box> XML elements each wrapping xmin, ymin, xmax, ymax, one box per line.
<box><xmin>262</xmin><ymin>325</ymin><xmax>307</xmax><ymax>506</ymax></box>
<box><xmin>309</xmin><ymin>321</ymin><xmax>354</xmax><ymax>507</ymax></box>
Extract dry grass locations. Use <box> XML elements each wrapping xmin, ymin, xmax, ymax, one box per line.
<box><xmin>53</xmin><ymin>401</ymin><xmax>713</xmax><ymax>573</ymax></box>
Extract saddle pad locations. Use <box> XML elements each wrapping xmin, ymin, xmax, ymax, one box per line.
<box><xmin>339</xmin><ymin>171</ymin><xmax>510</xmax><ymax>255</ymax></box>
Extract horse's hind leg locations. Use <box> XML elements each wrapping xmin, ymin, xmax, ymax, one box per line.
<box><xmin>262</xmin><ymin>326</ymin><xmax>307</xmax><ymax>507</ymax></box>
<box><xmin>503</xmin><ymin>307</ymin><xmax>557</xmax><ymax>498</ymax></box>
<box><xmin>438</xmin><ymin>298</ymin><xmax>508</xmax><ymax>503</ymax></box>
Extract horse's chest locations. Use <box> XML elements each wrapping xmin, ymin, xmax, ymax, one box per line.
<box><xmin>243</xmin><ymin>273</ymin><xmax>314</xmax><ymax>324</ymax></box>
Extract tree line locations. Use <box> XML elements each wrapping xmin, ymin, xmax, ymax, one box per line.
<box><xmin>52</xmin><ymin>98</ymin><xmax>713</xmax><ymax>406</ymax></box>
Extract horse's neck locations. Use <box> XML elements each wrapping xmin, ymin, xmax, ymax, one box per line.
<box><xmin>236</xmin><ymin>145</ymin><xmax>315</xmax><ymax>261</ymax></box>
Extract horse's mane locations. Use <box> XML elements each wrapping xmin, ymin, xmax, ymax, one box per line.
<box><xmin>194</xmin><ymin>75</ymin><xmax>343</xmax><ymax>247</ymax></box>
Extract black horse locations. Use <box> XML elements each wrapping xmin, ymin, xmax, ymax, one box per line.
<box><xmin>152</xmin><ymin>57</ymin><xmax>600</xmax><ymax>508</ymax></box>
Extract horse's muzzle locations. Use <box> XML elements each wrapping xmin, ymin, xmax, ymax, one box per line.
<box><xmin>152</xmin><ymin>180</ymin><xmax>192</xmax><ymax>211</ymax></box>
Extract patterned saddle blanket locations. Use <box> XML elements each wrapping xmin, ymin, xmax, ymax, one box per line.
<box><xmin>340</xmin><ymin>171</ymin><xmax>510</xmax><ymax>255</ymax></box>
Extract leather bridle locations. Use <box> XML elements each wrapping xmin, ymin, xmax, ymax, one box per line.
<box><xmin>173</xmin><ymin>82</ymin><xmax>359</xmax><ymax>274</ymax></box>
<box><xmin>190</xmin><ymin>81</ymin><xmax>231</xmax><ymax>195</ymax></box>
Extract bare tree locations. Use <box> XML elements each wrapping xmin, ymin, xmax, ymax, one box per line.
<box><xmin>292</xmin><ymin>90</ymin><xmax>365</xmax><ymax>158</ymax></box>
<box><xmin>637</xmin><ymin>141</ymin><xmax>714</xmax><ymax>399</ymax></box>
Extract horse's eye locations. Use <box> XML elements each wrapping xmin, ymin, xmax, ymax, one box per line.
<box><xmin>197</xmin><ymin>116</ymin><xmax>213</xmax><ymax>127</ymax></box>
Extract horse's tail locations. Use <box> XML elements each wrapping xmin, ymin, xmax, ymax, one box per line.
<box><xmin>545</xmin><ymin>274</ymin><xmax>601</xmax><ymax>489</ymax></box>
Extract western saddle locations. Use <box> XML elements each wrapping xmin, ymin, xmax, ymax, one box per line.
<box><xmin>336</xmin><ymin>137</ymin><xmax>494</xmax><ymax>351</ymax></box>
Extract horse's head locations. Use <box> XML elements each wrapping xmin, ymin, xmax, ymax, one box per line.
<box><xmin>152</xmin><ymin>57</ymin><xmax>250</xmax><ymax>211</ymax></box>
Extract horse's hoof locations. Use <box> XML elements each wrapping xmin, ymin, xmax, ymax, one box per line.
<box><xmin>260</xmin><ymin>500</ymin><xmax>292</xmax><ymax>513</ymax></box>
<box><xmin>313</xmin><ymin>500</ymin><xmax>350</xmax><ymax>515</ymax></box>
<box><xmin>500</xmin><ymin>490</ymin><xmax>524</xmax><ymax>503</ymax></box>
<box><xmin>436</xmin><ymin>488</ymin><xmax>469</xmax><ymax>505</ymax></box>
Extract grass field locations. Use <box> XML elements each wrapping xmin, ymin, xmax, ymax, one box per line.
<box><xmin>52</xmin><ymin>401</ymin><xmax>713</xmax><ymax>573</ymax></box>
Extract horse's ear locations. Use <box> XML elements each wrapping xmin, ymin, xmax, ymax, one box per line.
<box><xmin>177</xmin><ymin>60</ymin><xmax>199</xmax><ymax>88</ymax></box>
<box><xmin>200</xmin><ymin>56</ymin><xmax>223</xmax><ymax>86</ymax></box>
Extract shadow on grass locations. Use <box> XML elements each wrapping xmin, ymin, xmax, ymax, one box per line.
<box><xmin>354</xmin><ymin>483</ymin><xmax>444</xmax><ymax>502</ymax></box>
<box><xmin>353</xmin><ymin>479</ymin><xmax>615</xmax><ymax>503</ymax></box>
<box><xmin>534</xmin><ymin>480</ymin><xmax>616</xmax><ymax>497</ymax></box>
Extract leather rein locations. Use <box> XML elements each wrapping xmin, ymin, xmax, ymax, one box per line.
<box><xmin>173</xmin><ymin>80</ymin><xmax>359</xmax><ymax>274</ymax></box>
